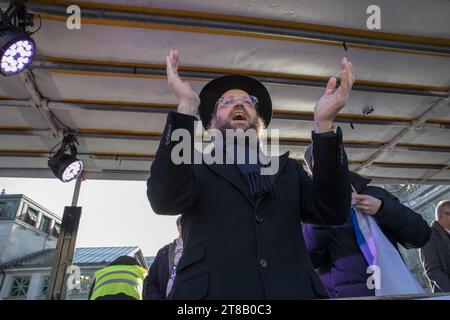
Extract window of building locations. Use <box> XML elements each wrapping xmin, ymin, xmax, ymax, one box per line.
<box><xmin>52</xmin><ymin>223</ymin><xmax>61</xmax><ymax>238</ymax></box>
<box><xmin>80</xmin><ymin>274</ymin><xmax>92</xmax><ymax>295</ymax></box>
<box><xmin>39</xmin><ymin>215</ymin><xmax>51</xmax><ymax>233</ymax></box>
<box><xmin>69</xmin><ymin>273</ymin><xmax>93</xmax><ymax>296</ymax></box>
<box><xmin>0</xmin><ymin>202</ymin><xmax>7</xmax><ymax>219</ymax></box>
<box><xmin>39</xmin><ymin>275</ymin><xmax>50</xmax><ymax>297</ymax></box>
<box><xmin>0</xmin><ymin>200</ymin><xmax>17</xmax><ymax>220</ymax></box>
<box><xmin>21</xmin><ymin>206</ymin><xmax>39</xmax><ymax>227</ymax></box>
<box><xmin>9</xmin><ymin>276</ymin><xmax>31</xmax><ymax>298</ymax></box>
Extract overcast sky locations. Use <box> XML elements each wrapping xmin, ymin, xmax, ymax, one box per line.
<box><xmin>0</xmin><ymin>177</ymin><xmax>179</xmax><ymax>257</ymax></box>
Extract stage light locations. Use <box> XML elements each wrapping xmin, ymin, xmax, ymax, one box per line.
<box><xmin>48</xmin><ymin>135</ymin><xmax>84</xmax><ymax>182</ymax></box>
<box><xmin>0</xmin><ymin>29</ymin><xmax>36</xmax><ymax>75</ymax></box>
<box><xmin>0</xmin><ymin>1</ymin><xmax>37</xmax><ymax>76</ymax></box>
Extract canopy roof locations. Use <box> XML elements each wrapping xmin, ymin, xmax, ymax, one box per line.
<box><xmin>0</xmin><ymin>0</ymin><xmax>449</xmax><ymax>184</ymax></box>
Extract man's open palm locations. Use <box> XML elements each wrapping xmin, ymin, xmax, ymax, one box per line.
<box><xmin>166</xmin><ymin>49</ymin><xmax>200</xmax><ymax>115</ymax></box>
<box><xmin>314</xmin><ymin>57</ymin><xmax>355</xmax><ymax>132</ymax></box>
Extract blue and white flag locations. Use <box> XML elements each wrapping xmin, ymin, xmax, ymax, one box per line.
<box><xmin>351</xmin><ymin>207</ymin><xmax>425</xmax><ymax>296</ymax></box>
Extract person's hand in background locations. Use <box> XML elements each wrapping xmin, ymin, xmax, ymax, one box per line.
<box><xmin>352</xmin><ymin>192</ymin><xmax>382</xmax><ymax>216</ymax></box>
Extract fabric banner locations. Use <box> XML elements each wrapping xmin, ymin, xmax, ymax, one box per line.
<box><xmin>354</xmin><ymin>209</ymin><xmax>425</xmax><ymax>296</ymax></box>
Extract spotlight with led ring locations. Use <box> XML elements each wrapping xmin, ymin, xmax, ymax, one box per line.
<box><xmin>0</xmin><ymin>0</ymin><xmax>37</xmax><ymax>76</ymax></box>
<box><xmin>48</xmin><ymin>134</ymin><xmax>84</xmax><ymax>183</ymax></box>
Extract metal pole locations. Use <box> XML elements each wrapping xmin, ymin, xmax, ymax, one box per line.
<box><xmin>46</xmin><ymin>177</ymin><xmax>83</xmax><ymax>300</ymax></box>
<box><xmin>2</xmin><ymin>99</ymin><xmax>449</xmax><ymax>130</ymax></box>
<box><xmin>30</xmin><ymin>60</ymin><xmax>450</xmax><ymax>98</ymax></box>
<box><xmin>18</xmin><ymin>70</ymin><xmax>62</xmax><ymax>139</ymax></box>
<box><xmin>20</xmin><ymin>2</ymin><xmax>450</xmax><ymax>56</ymax></box>
<box><xmin>71</xmin><ymin>177</ymin><xmax>82</xmax><ymax>207</ymax></box>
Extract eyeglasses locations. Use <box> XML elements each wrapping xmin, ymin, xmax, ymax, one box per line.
<box><xmin>215</xmin><ymin>95</ymin><xmax>258</xmax><ymax>109</ymax></box>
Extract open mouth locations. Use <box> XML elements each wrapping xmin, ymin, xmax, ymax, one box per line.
<box><xmin>232</xmin><ymin>111</ymin><xmax>247</xmax><ymax>121</ymax></box>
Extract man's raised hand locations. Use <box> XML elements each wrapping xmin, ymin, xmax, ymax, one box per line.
<box><xmin>313</xmin><ymin>57</ymin><xmax>355</xmax><ymax>133</ymax></box>
<box><xmin>166</xmin><ymin>49</ymin><xmax>200</xmax><ymax>116</ymax></box>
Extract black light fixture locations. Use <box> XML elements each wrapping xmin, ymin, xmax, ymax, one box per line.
<box><xmin>0</xmin><ymin>0</ymin><xmax>36</xmax><ymax>76</ymax></box>
<box><xmin>362</xmin><ymin>105</ymin><xmax>375</xmax><ymax>116</ymax></box>
<box><xmin>48</xmin><ymin>135</ymin><xmax>84</xmax><ymax>182</ymax></box>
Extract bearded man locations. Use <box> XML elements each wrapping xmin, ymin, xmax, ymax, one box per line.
<box><xmin>147</xmin><ymin>49</ymin><xmax>354</xmax><ymax>299</ymax></box>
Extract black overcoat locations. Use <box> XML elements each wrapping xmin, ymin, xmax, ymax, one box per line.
<box><xmin>147</xmin><ymin>111</ymin><xmax>351</xmax><ymax>299</ymax></box>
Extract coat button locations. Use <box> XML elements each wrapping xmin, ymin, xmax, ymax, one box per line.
<box><xmin>256</xmin><ymin>215</ymin><xmax>263</xmax><ymax>223</ymax></box>
<box><xmin>259</xmin><ymin>258</ymin><xmax>268</xmax><ymax>268</ymax></box>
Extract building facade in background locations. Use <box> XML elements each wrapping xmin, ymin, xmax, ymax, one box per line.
<box><xmin>0</xmin><ymin>246</ymin><xmax>151</xmax><ymax>300</ymax></box>
<box><xmin>0</xmin><ymin>194</ymin><xmax>61</xmax><ymax>264</ymax></box>
<box><xmin>0</xmin><ymin>193</ymin><xmax>154</xmax><ymax>300</ymax></box>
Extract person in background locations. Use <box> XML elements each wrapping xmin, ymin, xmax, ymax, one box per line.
<box><xmin>302</xmin><ymin>144</ymin><xmax>431</xmax><ymax>298</ymax></box>
<box><xmin>420</xmin><ymin>200</ymin><xmax>450</xmax><ymax>293</ymax></box>
<box><xmin>88</xmin><ymin>255</ymin><xmax>147</xmax><ymax>300</ymax></box>
<box><xmin>143</xmin><ymin>216</ymin><xmax>183</xmax><ymax>299</ymax></box>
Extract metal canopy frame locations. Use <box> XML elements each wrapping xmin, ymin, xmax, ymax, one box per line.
<box><xmin>0</xmin><ymin>0</ymin><xmax>448</xmax><ymax>184</ymax></box>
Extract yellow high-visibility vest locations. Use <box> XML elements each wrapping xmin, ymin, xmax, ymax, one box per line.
<box><xmin>90</xmin><ymin>264</ymin><xmax>147</xmax><ymax>300</ymax></box>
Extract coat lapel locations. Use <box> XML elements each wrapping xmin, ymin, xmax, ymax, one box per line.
<box><xmin>273</xmin><ymin>151</ymin><xmax>290</xmax><ymax>184</ymax></box>
<box><xmin>254</xmin><ymin>151</ymin><xmax>290</xmax><ymax>207</ymax></box>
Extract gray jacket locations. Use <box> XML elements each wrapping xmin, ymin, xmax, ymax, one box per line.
<box><xmin>420</xmin><ymin>221</ymin><xmax>450</xmax><ymax>292</ymax></box>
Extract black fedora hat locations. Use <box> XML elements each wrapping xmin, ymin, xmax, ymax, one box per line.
<box><xmin>198</xmin><ymin>74</ymin><xmax>272</xmax><ymax>129</ymax></box>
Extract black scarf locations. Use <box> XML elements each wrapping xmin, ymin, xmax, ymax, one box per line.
<box><xmin>215</xmin><ymin>138</ymin><xmax>276</xmax><ymax>198</ymax></box>
<box><xmin>236</xmin><ymin>160</ymin><xmax>276</xmax><ymax>198</ymax></box>
<box><xmin>234</xmin><ymin>144</ymin><xmax>276</xmax><ymax>198</ymax></box>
